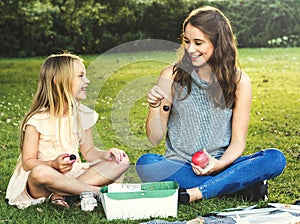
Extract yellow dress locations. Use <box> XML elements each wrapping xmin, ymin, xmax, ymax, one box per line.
<box><xmin>5</xmin><ymin>104</ymin><xmax>98</xmax><ymax>209</ymax></box>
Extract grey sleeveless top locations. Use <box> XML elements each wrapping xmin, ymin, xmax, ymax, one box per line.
<box><xmin>165</xmin><ymin>70</ymin><xmax>233</xmax><ymax>162</ymax></box>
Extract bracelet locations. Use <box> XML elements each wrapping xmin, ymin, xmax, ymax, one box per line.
<box><xmin>149</xmin><ymin>101</ymin><xmax>161</xmax><ymax>108</ymax></box>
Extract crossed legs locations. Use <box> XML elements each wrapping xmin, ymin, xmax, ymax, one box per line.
<box><xmin>27</xmin><ymin>157</ymin><xmax>130</xmax><ymax>200</ymax></box>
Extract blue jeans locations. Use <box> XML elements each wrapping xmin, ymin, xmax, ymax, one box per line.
<box><xmin>135</xmin><ymin>149</ymin><xmax>286</xmax><ymax>199</ymax></box>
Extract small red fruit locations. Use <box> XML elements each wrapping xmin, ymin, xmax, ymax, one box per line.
<box><xmin>192</xmin><ymin>150</ymin><xmax>209</xmax><ymax>168</ymax></box>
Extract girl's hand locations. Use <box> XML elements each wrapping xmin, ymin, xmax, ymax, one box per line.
<box><xmin>106</xmin><ymin>148</ymin><xmax>128</xmax><ymax>163</ymax></box>
<box><xmin>147</xmin><ymin>85</ymin><xmax>168</xmax><ymax>107</ymax></box>
<box><xmin>191</xmin><ymin>153</ymin><xmax>221</xmax><ymax>176</ymax></box>
<box><xmin>52</xmin><ymin>153</ymin><xmax>76</xmax><ymax>174</ymax></box>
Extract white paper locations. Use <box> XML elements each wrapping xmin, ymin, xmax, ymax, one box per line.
<box><xmin>268</xmin><ymin>203</ymin><xmax>300</xmax><ymax>214</ymax></box>
<box><xmin>217</xmin><ymin>208</ymin><xmax>277</xmax><ymax>217</ymax></box>
<box><xmin>107</xmin><ymin>183</ymin><xmax>142</xmax><ymax>192</ymax></box>
<box><xmin>234</xmin><ymin>211</ymin><xmax>300</xmax><ymax>224</ymax></box>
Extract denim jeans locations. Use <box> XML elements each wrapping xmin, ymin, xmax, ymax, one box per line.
<box><xmin>135</xmin><ymin>149</ymin><xmax>286</xmax><ymax>199</ymax></box>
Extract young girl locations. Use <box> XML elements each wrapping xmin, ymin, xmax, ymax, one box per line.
<box><xmin>136</xmin><ymin>6</ymin><xmax>286</xmax><ymax>203</ymax></box>
<box><xmin>6</xmin><ymin>53</ymin><xmax>130</xmax><ymax>209</ymax></box>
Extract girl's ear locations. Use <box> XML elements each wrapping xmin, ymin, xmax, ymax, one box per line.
<box><xmin>53</xmin><ymin>77</ymin><xmax>57</xmax><ymax>85</ymax></box>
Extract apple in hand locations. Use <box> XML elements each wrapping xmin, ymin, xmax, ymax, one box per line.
<box><xmin>192</xmin><ymin>150</ymin><xmax>209</xmax><ymax>168</ymax></box>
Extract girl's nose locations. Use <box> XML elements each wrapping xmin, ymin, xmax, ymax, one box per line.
<box><xmin>187</xmin><ymin>43</ymin><xmax>196</xmax><ymax>54</ymax></box>
<box><xmin>85</xmin><ymin>76</ymin><xmax>90</xmax><ymax>84</ymax></box>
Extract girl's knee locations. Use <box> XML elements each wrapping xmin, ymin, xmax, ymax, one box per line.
<box><xmin>136</xmin><ymin>153</ymin><xmax>161</xmax><ymax>166</ymax></box>
<box><xmin>29</xmin><ymin>164</ymin><xmax>56</xmax><ymax>185</ymax></box>
<box><xmin>264</xmin><ymin>148</ymin><xmax>286</xmax><ymax>173</ymax></box>
<box><xmin>265</xmin><ymin>148</ymin><xmax>286</xmax><ymax>163</ymax></box>
<box><xmin>119</xmin><ymin>156</ymin><xmax>130</xmax><ymax>171</ymax></box>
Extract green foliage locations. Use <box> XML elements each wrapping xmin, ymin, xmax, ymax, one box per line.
<box><xmin>268</xmin><ymin>35</ymin><xmax>300</xmax><ymax>48</ymax></box>
<box><xmin>197</xmin><ymin>0</ymin><xmax>300</xmax><ymax>48</ymax></box>
<box><xmin>0</xmin><ymin>49</ymin><xmax>299</xmax><ymax>222</ymax></box>
<box><xmin>1</xmin><ymin>0</ymin><xmax>300</xmax><ymax>57</ymax></box>
<box><xmin>141</xmin><ymin>0</ymin><xmax>188</xmax><ymax>40</ymax></box>
<box><xmin>0</xmin><ymin>1</ymin><xmax>53</xmax><ymax>57</ymax></box>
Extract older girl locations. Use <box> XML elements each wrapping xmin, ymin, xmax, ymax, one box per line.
<box><xmin>136</xmin><ymin>6</ymin><xmax>286</xmax><ymax>203</ymax></box>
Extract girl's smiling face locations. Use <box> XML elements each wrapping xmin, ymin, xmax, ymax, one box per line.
<box><xmin>183</xmin><ymin>23</ymin><xmax>214</xmax><ymax>67</ymax></box>
<box><xmin>72</xmin><ymin>59</ymin><xmax>90</xmax><ymax>101</ymax></box>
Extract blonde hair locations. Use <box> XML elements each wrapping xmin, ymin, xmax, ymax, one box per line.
<box><xmin>17</xmin><ymin>53</ymin><xmax>85</xmax><ymax>172</ymax></box>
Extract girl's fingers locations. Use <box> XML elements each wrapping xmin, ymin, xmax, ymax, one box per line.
<box><xmin>200</xmin><ymin>161</ymin><xmax>215</xmax><ymax>175</ymax></box>
<box><xmin>61</xmin><ymin>153</ymin><xmax>70</xmax><ymax>160</ymax></box>
<box><xmin>147</xmin><ymin>85</ymin><xmax>169</xmax><ymax>103</ymax></box>
<box><xmin>191</xmin><ymin>163</ymin><xmax>203</xmax><ymax>175</ymax></box>
<box><xmin>109</xmin><ymin>148</ymin><xmax>127</xmax><ymax>163</ymax></box>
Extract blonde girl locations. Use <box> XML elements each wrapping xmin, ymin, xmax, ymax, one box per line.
<box><xmin>6</xmin><ymin>53</ymin><xmax>130</xmax><ymax>209</ymax></box>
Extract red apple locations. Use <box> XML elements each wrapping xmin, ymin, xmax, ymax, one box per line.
<box><xmin>192</xmin><ymin>150</ymin><xmax>209</xmax><ymax>168</ymax></box>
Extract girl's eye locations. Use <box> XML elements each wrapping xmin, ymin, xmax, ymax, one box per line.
<box><xmin>183</xmin><ymin>39</ymin><xmax>189</xmax><ymax>44</ymax></box>
<box><xmin>195</xmin><ymin>42</ymin><xmax>202</xmax><ymax>46</ymax></box>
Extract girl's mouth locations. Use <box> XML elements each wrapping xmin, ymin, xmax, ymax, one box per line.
<box><xmin>190</xmin><ymin>54</ymin><xmax>203</xmax><ymax>61</ymax></box>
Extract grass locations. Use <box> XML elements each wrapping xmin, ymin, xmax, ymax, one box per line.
<box><xmin>0</xmin><ymin>48</ymin><xmax>299</xmax><ymax>223</ymax></box>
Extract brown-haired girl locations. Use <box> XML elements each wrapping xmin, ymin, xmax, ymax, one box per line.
<box><xmin>136</xmin><ymin>6</ymin><xmax>285</xmax><ymax>203</ymax></box>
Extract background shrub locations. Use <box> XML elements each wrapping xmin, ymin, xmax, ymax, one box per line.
<box><xmin>0</xmin><ymin>0</ymin><xmax>299</xmax><ymax>57</ymax></box>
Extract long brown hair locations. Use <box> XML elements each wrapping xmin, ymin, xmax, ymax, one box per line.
<box><xmin>173</xmin><ymin>6</ymin><xmax>241</xmax><ymax>108</ymax></box>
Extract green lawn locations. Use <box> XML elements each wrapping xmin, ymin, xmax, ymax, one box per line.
<box><xmin>0</xmin><ymin>48</ymin><xmax>299</xmax><ymax>223</ymax></box>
